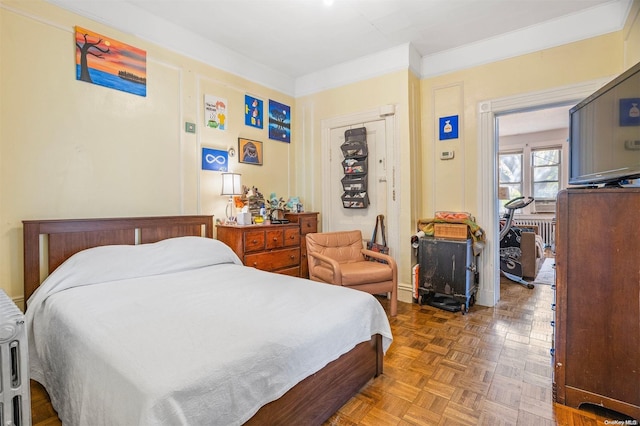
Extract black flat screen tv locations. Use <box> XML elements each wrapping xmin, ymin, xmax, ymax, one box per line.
<box><xmin>569</xmin><ymin>60</ymin><xmax>640</xmax><ymax>185</ymax></box>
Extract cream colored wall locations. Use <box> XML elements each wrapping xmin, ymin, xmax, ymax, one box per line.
<box><xmin>420</xmin><ymin>33</ymin><xmax>625</xmax><ymax>220</ymax></box>
<box><xmin>0</xmin><ymin>0</ymin><xmax>293</xmax><ymax>302</ymax></box>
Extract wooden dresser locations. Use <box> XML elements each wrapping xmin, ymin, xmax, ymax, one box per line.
<box><xmin>554</xmin><ymin>188</ymin><xmax>639</xmax><ymax>419</ymax></box>
<box><xmin>217</xmin><ymin>212</ymin><xmax>318</xmax><ymax>278</ymax></box>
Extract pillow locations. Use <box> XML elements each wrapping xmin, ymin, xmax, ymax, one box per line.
<box><xmin>28</xmin><ymin>237</ymin><xmax>241</xmax><ymax>306</ymax></box>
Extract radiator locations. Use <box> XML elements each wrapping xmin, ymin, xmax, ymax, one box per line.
<box><xmin>0</xmin><ymin>290</ymin><xmax>31</xmax><ymax>426</ymax></box>
<box><xmin>513</xmin><ymin>218</ymin><xmax>555</xmax><ymax>248</ymax></box>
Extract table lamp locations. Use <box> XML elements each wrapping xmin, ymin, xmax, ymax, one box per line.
<box><xmin>221</xmin><ymin>172</ymin><xmax>242</xmax><ymax>221</ymax></box>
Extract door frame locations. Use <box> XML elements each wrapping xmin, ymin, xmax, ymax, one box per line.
<box><xmin>321</xmin><ymin>105</ymin><xmax>400</xmax><ymax>261</ymax></box>
<box><xmin>476</xmin><ymin>78</ymin><xmax>610</xmax><ymax>306</ymax></box>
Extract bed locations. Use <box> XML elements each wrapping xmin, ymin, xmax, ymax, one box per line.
<box><xmin>23</xmin><ymin>215</ymin><xmax>392</xmax><ymax>425</ymax></box>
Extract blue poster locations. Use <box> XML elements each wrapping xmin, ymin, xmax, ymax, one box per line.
<box><xmin>245</xmin><ymin>95</ymin><xmax>263</xmax><ymax>129</ymax></box>
<box><xmin>439</xmin><ymin>115</ymin><xmax>459</xmax><ymax>140</ymax></box>
<box><xmin>268</xmin><ymin>99</ymin><xmax>291</xmax><ymax>143</ymax></box>
<box><xmin>202</xmin><ymin>148</ymin><xmax>228</xmax><ymax>171</ymax></box>
<box><xmin>619</xmin><ymin>98</ymin><xmax>640</xmax><ymax>126</ymax></box>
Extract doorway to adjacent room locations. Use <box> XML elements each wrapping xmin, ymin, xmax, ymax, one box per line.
<box><xmin>476</xmin><ymin>78</ymin><xmax>610</xmax><ymax>306</ymax></box>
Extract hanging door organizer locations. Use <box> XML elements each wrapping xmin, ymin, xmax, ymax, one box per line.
<box><xmin>341</xmin><ymin>127</ymin><xmax>369</xmax><ymax>208</ymax></box>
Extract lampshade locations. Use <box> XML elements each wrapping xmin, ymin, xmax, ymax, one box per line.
<box><xmin>221</xmin><ymin>173</ymin><xmax>242</xmax><ymax>195</ymax></box>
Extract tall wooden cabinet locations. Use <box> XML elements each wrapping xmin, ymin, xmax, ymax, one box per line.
<box><xmin>554</xmin><ymin>188</ymin><xmax>640</xmax><ymax>419</ymax></box>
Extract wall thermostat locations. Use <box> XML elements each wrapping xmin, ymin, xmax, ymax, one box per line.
<box><xmin>440</xmin><ymin>150</ymin><xmax>455</xmax><ymax>160</ymax></box>
<box><xmin>624</xmin><ymin>140</ymin><xmax>640</xmax><ymax>150</ymax></box>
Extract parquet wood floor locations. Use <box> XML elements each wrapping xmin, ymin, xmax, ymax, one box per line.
<box><xmin>31</xmin><ymin>278</ymin><xmax>636</xmax><ymax>425</ymax></box>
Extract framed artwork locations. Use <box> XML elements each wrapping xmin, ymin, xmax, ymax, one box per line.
<box><xmin>201</xmin><ymin>148</ymin><xmax>228</xmax><ymax>171</ymax></box>
<box><xmin>75</xmin><ymin>26</ymin><xmax>147</xmax><ymax>97</ymax></box>
<box><xmin>238</xmin><ymin>138</ymin><xmax>263</xmax><ymax>165</ymax></box>
<box><xmin>244</xmin><ymin>95</ymin><xmax>263</xmax><ymax>129</ymax></box>
<box><xmin>204</xmin><ymin>95</ymin><xmax>227</xmax><ymax>130</ymax></box>
<box><xmin>619</xmin><ymin>98</ymin><xmax>640</xmax><ymax>126</ymax></box>
<box><xmin>439</xmin><ymin>115</ymin><xmax>459</xmax><ymax>140</ymax></box>
<box><xmin>268</xmin><ymin>99</ymin><xmax>291</xmax><ymax>143</ymax></box>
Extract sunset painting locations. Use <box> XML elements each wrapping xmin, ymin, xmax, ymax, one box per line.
<box><xmin>75</xmin><ymin>26</ymin><xmax>147</xmax><ymax>97</ymax></box>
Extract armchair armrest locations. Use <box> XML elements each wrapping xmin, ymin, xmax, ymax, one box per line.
<box><xmin>308</xmin><ymin>251</ymin><xmax>344</xmax><ymax>285</ymax></box>
<box><xmin>360</xmin><ymin>249</ymin><xmax>398</xmax><ymax>273</ymax></box>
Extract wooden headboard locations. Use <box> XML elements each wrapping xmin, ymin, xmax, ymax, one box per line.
<box><xmin>23</xmin><ymin>215</ymin><xmax>214</xmax><ymax>304</ymax></box>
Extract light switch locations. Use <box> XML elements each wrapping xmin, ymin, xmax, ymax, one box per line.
<box><xmin>185</xmin><ymin>122</ymin><xmax>196</xmax><ymax>133</ymax></box>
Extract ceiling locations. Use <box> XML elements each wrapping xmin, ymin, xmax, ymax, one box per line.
<box><xmin>125</xmin><ymin>0</ymin><xmax>619</xmax><ymax>78</ymax></box>
<box><xmin>49</xmin><ymin>0</ymin><xmax>631</xmax><ymax>82</ymax></box>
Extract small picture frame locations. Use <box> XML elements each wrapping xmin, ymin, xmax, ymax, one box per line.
<box><xmin>201</xmin><ymin>147</ymin><xmax>228</xmax><ymax>171</ymax></box>
<box><xmin>244</xmin><ymin>95</ymin><xmax>263</xmax><ymax>129</ymax></box>
<box><xmin>439</xmin><ymin>115</ymin><xmax>459</xmax><ymax>140</ymax></box>
<box><xmin>268</xmin><ymin>99</ymin><xmax>291</xmax><ymax>143</ymax></box>
<box><xmin>619</xmin><ymin>98</ymin><xmax>640</xmax><ymax>126</ymax></box>
<box><xmin>238</xmin><ymin>138</ymin><xmax>263</xmax><ymax>165</ymax></box>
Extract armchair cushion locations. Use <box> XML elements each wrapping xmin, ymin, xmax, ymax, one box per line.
<box><xmin>314</xmin><ymin>260</ymin><xmax>393</xmax><ymax>287</ymax></box>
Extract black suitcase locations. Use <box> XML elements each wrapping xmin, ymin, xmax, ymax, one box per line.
<box><xmin>418</xmin><ymin>237</ymin><xmax>478</xmax><ymax>313</ymax></box>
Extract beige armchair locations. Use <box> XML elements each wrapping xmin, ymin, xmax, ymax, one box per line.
<box><xmin>306</xmin><ymin>230</ymin><xmax>397</xmax><ymax>316</ymax></box>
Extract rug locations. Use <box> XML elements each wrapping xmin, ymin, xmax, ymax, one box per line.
<box><xmin>534</xmin><ymin>257</ymin><xmax>555</xmax><ymax>285</ymax></box>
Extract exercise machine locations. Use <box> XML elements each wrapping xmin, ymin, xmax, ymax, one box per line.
<box><xmin>499</xmin><ymin>196</ymin><xmax>535</xmax><ymax>289</ymax></box>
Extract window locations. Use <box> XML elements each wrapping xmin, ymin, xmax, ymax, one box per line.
<box><xmin>498</xmin><ymin>152</ymin><xmax>523</xmax><ymax>211</ymax></box>
<box><xmin>532</xmin><ymin>148</ymin><xmax>560</xmax><ymax>200</ymax></box>
<box><xmin>498</xmin><ymin>146</ymin><xmax>563</xmax><ymax>215</ymax></box>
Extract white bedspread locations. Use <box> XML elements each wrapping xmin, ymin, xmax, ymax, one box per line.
<box><xmin>26</xmin><ymin>237</ymin><xmax>392</xmax><ymax>426</ymax></box>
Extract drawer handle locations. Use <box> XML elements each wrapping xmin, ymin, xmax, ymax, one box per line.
<box><xmin>253</xmin><ymin>262</ymin><xmax>258</xmax><ymax>267</ymax></box>
<box><xmin>289</xmin><ymin>235</ymin><xmax>295</xmax><ymax>239</ymax></box>
<box><xmin>290</xmin><ymin>255</ymin><xmax>295</xmax><ymax>259</ymax></box>
<box><xmin>252</xmin><ymin>240</ymin><xmax>258</xmax><ymax>244</ymax></box>
<box><xmin>273</xmin><ymin>237</ymin><xmax>278</xmax><ymax>241</ymax></box>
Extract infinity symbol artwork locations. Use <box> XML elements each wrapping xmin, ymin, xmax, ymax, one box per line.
<box><xmin>201</xmin><ymin>148</ymin><xmax>228</xmax><ymax>171</ymax></box>
<box><xmin>205</xmin><ymin>154</ymin><xmax>226</xmax><ymax>165</ymax></box>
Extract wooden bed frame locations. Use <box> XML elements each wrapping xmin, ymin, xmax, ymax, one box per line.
<box><xmin>23</xmin><ymin>215</ymin><xmax>383</xmax><ymax>425</ymax></box>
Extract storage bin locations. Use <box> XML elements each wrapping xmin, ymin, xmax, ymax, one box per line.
<box><xmin>341</xmin><ymin>174</ymin><xmax>367</xmax><ymax>191</ymax></box>
<box><xmin>340</xmin><ymin>140</ymin><xmax>368</xmax><ymax>158</ymax></box>
<box><xmin>434</xmin><ymin>223</ymin><xmax>468</xmax><ymax>240</ymax></box>
<box><xmin>344</xmin><ymin>127</ymin><xmax>366</xmax><ymax>142</ymax></box>
<box><xmin>341</xmin><ymin>191</ymin><xmax>369</xmax><ymax>208</ymax></box>
<box><xmin>342</xmin><ymin>157</ymin><xmax>367</xmax><ymax>175</ymax></box>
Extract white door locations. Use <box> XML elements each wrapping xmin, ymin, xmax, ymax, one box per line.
<box><xmin>327</xmin><ymin>119</ymin><xmax>388</xmax><ymax>244</ymax></box>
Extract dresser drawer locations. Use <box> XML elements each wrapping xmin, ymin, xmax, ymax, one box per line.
<box><xmin>284</xmin><ymin>228</ymin><xmax>300</xmax><ymax>246</ymax></box>
<box><xmin>265</xmin><ymin>229</ymin><xmax>284</xmax><ymax>249</ymax></box>
<box><xmin>244</xmin><ymin>230</ymin><xmax>266</xmax><ymax>252</ymax></box>
<box><xmin>299</xmin><ymin>216</ymin><xmax>317</xmax><ymax>234</ymax></box>
<box><xmin>245</xmin><ymin>248</ymin><xmax>300</xmax><ymax>272</ymax></box>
